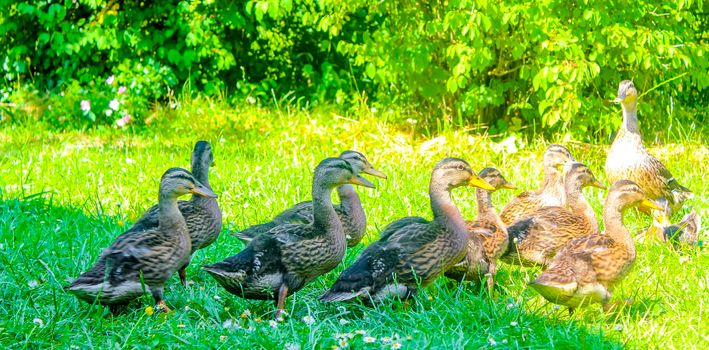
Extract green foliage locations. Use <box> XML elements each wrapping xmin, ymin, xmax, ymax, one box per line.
<box><xmin>1</xmin><ymin>0</ymin><xmax>707</xmax><ymax>139</ymax></box>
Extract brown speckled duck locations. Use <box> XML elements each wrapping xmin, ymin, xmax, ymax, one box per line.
<box><xmin>66</xmin><ymin>168</ymin><xmax>216</xmax><ymax>312</ymax></box>
<box><xmin>203</xmin><ymin>158</ymin><xmax>375</xmax><ymax>318</ymax></box>
<box><xmin>128</xmin><ymin>141</ymin><xmax>221</xmax><ymax>286</ymax></box>
<box><xmin>605</xmin><ymin>80</ymin><xmax>692</xmax><ymax>212</ymax></box>
<box><xmin>320</xmin><ymin>158</ymin><xmax>495</xmax><ymax>303</ymax></box>
<box><xmin>444</xmin><ymin>168</ymin><xmax>515</xmax><ymax>294</ymax></box>
<box><xmin>233</xmin><ymin>151</ymin><xmax>385</xmax><ymax>247</ymax></box>
<box><xmin>529</xmin><ymin>180</ymin><xmax>661</xmax><ymax>313</ymax></box>
<box><xmin>501</xmin><ymin>163</ymin><xmax>604</xmax><ymax>267</ymax></box>
<box><xmin>500</xmin><ymin>144</ymin><xmax>576</xmax><ymax>225</ymax></box>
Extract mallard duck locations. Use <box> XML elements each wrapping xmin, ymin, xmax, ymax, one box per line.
<box><xmin>444</xmin><ymin>168</ymin><xmax>515</xmax><ymax>293</ymax></box>
<box><xmin>66</xmin><ymin>168</ymin><xmax>217</xmax><ymax>312</ymax></box>
<box><xmin>233</xmin><ymin>151</ymin><xmax>385</xmax><ymax>247</ymax></box>
<box><xmin>128</xmin><ymin>141</ymin><xmax>221</xmax><ymax>286</ymax></box>
<box><xmin>500</xmin><ymin>163</ymin><xmax>604</xmax><ymax>267</ymax></box>
<box><xmin>500</xmin><ymin>144</ymin><xmax>576</xmax><ymax>225</ymax></box>
<box><xmin>529</xmin><ymin>180</ymin><xmax>662</xmax><ymax>312</ymax></box>
<box><xmin>320</xmin><ymin>158</ymin><xmax>496</xmax><ymax>303</ymax></box>
<box><xmin>203</xmin><ymin>158</ymin><xmax>375</xmax><ymax>318</ymax></box>
<box><xmin>605</xmin><ymin>80</ymin><xmax>692</xmax><ymax>212</ymax></box>
<box><xmin>649</xmin><ymin>198</ymin><xmax>701</xmax><ymax>247</ymax></box>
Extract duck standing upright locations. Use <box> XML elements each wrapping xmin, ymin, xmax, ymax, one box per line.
<box><xmin>529</xmin><ymin>180</ymin><xmax>662</xmax><ymax>313</ymax></box>
<box><xmin>500</xmin><ymin>144</ymin><xmax>575</xmax><ymax>225</ymax></box>
<box><xmin>129</xmin><ymin>141</ymin><xmax>221</xmax><ymax>286</ymax></box>
<box><xmin>501</xmin><ymin>163</ymin><xmax>604</xmax><ymax>267</ymax></box>
<box><xmin>605</xmin><ymin>80</ymin><xmax>692</xmax><ymax>212</ymax></box>
<box><xmin>66</xmin><ymin>168</ymin><xmax>217</xmax><ymax>312</ymax></box>
<box><xmin>203</xmin><ymin>158</ymin><xmax>375</xmax><ymax>318</ymax></box>
<box><xmin>233</xmin><ymin>151</ymin><xmax>386</xmax><ymax>246</ymax></box>
<box><xmin>320</xmin><ymin>158</ymin><xmax>496</xmax><ymax>303</ymax></box>
<box><xmin>444</xmin><ymin>167</ymin><xmax>515</xmax><ymax>294</ymax></box>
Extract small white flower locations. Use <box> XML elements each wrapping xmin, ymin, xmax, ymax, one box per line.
<box><xmin>118</xmin><ymin>86</ymin><xmax>127</xmax><ymax>94</ymax></box>
<box><xmin>246</xmin><ymin>96</ymin><xmax>256</xmax><ymax>104</ymax></box>
<box><xmin>552</xmin><ymin>305</ymin><xmax>561</xmax><ymax>310</ymax></box>
<box><xmin>80</xmin><ymin>100</ymin><xmax>91</xmax><ymax>112</ymax></box>
<box><xmin>285</xmin><ymin>343</ymin><xmax>301</xmax><ymax>350</ymax></box>
<box><xmin>614</xmin><ymin>324</ymin><xmax>624</xmax><ymax>332</ymax></box>
<box><xmin>354</xmin><ymin>330</ymin><xmax>366</xmax><ymax>335</ymax></box>
<box><xmin>177</xmin><ymin>324</ymin><xmax>186</xmax><ymax>328</ymax></box>
<box><xmin>339</xmin><ymin>318</ymin><xmax>350</xmax><ymax>325</ymax></box>
<box><xmin>371</xmin><ymin>107</ymin><xmax>377</xmax><ymax>113</ymax></box>
<box><xmin>506</xmin><ymin>303</ymin><xmax>515</xmax><ymax>310</ymax></box>
<box><xmin>33</xmin><ymin>318</ymin><xmax>44</xmax><ymax>328</ymax></box>
<box><xmin>510</xmin><ymin>321</ymin><xmax>518</xmax><ymax>327</ymax></box>
<box><xmin>27</xmin><ymin>280</ymin><xmax>39</xmax><ymax>288</ymax></box>
<box><xmin>269</xmin><ymin>320</ymin><xmax>278</xmax><ymax>328</ymax></box>
<box><xmin>219</xmin><ymin>335</ymin><xmax>227</xmax><ymax>342</ymax></box>
<box><xmin>109</xmin><ymin>99</ymin><xmax>120</xmax><ymax>111</ymax></box>
<box><xmin>106</xmin><ymin>75</ymin><xmax>115</xmax><ymax>85</ymax></box>
<box><xmin>488</xmin><ymin>338</ymin><xmax>497</xmax><ymax>346</ymax></box>
<box><xmin>406</xmin><ymin>118</ymin><xmax>417</xmax><ymax>124</ymax></box>
<box><xmin>222</xmin><ymin>319</ymin><xmax>238</xmax><ymax>329</ymax></box>
<box><xmin>391</xmin><ymin>342</ymin><xmax>402</xmax><ymax>349</ymax></box>
<box><xmin>105</xmin><ymin>109</ymin><xmax>113</xmax><ymax>116</ymax></box>
<box><xmin>381</xmin><ymin>336</ymin><xmax>392</xmax><ymax>343</ymax></box>
<box><xmin>363</xmin><ymin>336</ymin><xmax>376</xmax><ymax>343</ymax></box>
<box><xmin>184</xmin><ymin>306</ymin><xmax>190</xmax><ymax>311</ymax></box>
<box><xmin>241</xmin><ymin>309</ymin><xmax>251</xmax><ymax>318</ymax></box>
<box><xmin>338</xmin><ymin>338</ymin><xmax>348</xmax><ymax>347</ymax></box>
<box><xmin>502</xmin><ymin>339</ymin><xmax>508</xmax><ymax>344</ymax></box>
<box><xmin>302</xmin><ymin>315</ymin><xmax>315</xmax><ymax>325</ymax></box>
<box><xmin>125</xmin><ymin>158</ymin><xmax>135</xmax><ymax>165</ymax></box>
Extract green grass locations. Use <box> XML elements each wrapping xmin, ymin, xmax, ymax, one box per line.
<box><xmin>0</xmin><ymin>101</ymin><xmax>707</xmax><ymax>349</ymax></box>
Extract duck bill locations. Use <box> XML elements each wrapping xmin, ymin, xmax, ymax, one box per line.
<box><xmin>362</xmin><ymin>166</ymin><xmax>387</xmax><ymax>179</ymax></box>
<box><xmin>191</xmin><ymin>184</ymin><xmax>218</xmax><ymax>198</ymax></box>
<box><xmin>590</xmin><ymin>180</ymin><xmax>606</xmax><ymax>190</ymax></box>
<box><xmin>349</xmin><ymin>175</ymin><xmax>376</xmax><ymax>188</ymax></box>
<box><xmin>468</xmin><ymin>176</ymin><xmax>495</xmax><ymax>191</ymax></box>
<box><xmin>639</xmin><ymin>199</ymin><xmax>662</xmax><ymax>212</ymax></box>
<box><xmin>501</xmin><ymin>182</ymin><xmax>516</xmax><ymax>190</ymax></box>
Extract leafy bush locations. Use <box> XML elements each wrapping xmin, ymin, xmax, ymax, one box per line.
<box><xmin>1</xmin><ymin>0</ymin><xmax>707</xmax><ymax>140</ymax></box>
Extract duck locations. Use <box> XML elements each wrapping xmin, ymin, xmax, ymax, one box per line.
<box><xmin>605</xmin><ymin>80</ymin><xmax>692</xmax><ymax>212</ymax></box>
<box><xmin>500</xmin><ymin>144</ymin><xmax>576</xmax><ymax>225</ymax></box>
<box><xmin>500</xmin><ymin>162</ymin><xmax>604</xmax><ymax>267</ymax></box>
<box><xmin>233</xmin><ymin>150</ymin><xmax>385</xmax><ymax>247</ymax></box>
<box><xmin>444</xmin><ymin>167</ymin><xmax>515</xmax><ymax>294</ymax></box>
<box><xmin>128</xmin><ymin>141</ymin><xmax>221</xmax><ymax>286</ymax></box>
<box><xmin>66</xmin><ymin>168</ymin><xmax>217</xmax><ymax>312</ymax></box>
<box><xmin>649</xmin><ymin>198</ymin><xmax>701</xmax><ymax>247</ymax></box>
<box><xmin>203</xmin><ymin>158</ymin><xmax>375</xmax><ymax>318</ymax></box>
<box><xmin>320</xmin><ymin>158</ymin><xmax>496</xmax><ymax>303</ymax></box>
<box><xmin>529</xmin><ymin>180</ymin><xmax>662</xmax><ymax>313</ymax></box>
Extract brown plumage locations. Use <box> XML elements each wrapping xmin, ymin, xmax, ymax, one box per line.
<box><xmin>320</xmin><ymin>158</ymin><xmax>496</xmax><ymax>303</ymax></box>
<box><xmin>128</xmin><ymin>141</ymin><xmax>221</xmax><ymax>286</ymax></box>
<box><xmin>66</xmin><ymin>168</ymin><xmax>217</xmax><ymax>312</ymax></box>
<box><xmin>203</xmin><ymin>158</ymin><xmax>375</xmax><ymax>318</ymax></box>
<box><xmin>444</xmin><ymin>168</ymin><xmax>515</xmax><ymax>294</ymax></box>
<box><xmin>500</xmin><ymin>144</ymin><xmax>576</xmax><ymax>225</ymax></box>
<box><xmin>649</xmin><ymin>198</ymin><xmax>701</xmax><ymax>247</ymax></box>
<box><xmin>232</xmin><ymin>151</ymin><xmax>386</xmax><ymax>247</ymax></box>
<box><xmin>605</xmin><ymin>80</ymin><xmax>692</xmax><ymax>212</ymax></box>
<box><xmin>501</xmin><ymin>163</ymin><xmax>604</xmax><ymax>267</ymax></box>
<box><xmin>529</xmin><ymin>180</ymin><xmax>662</xmax><ymax>312</ymax></box>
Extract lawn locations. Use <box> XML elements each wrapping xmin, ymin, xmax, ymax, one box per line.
<box><xmin>0</xmin><ymin>102</ymin><xmax>707</xmax><ymax>349</ymax></box>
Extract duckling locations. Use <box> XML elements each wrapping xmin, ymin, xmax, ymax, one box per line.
<box><xmin>444</xmin><ymin>168</ymin><xmax>515</xmax><ymax>294</ymax></box>
<box><xmin>203</xmin><ymin>158</ymin><xmax>375</xmax><ymax>318</ymax></box>
<box><xmin>320</xmin><ymin>158</ymin><xmax>496</xmax><ymax>303</ymax></box>
<box><xmin>605</xmin><ymin>80</ymin><xmax>692</xmax><ymax>212</ymax></box>
<box><xmin>501</xmin><ymin>163</ymin><xmax>604</xmax><ymax>267</ymax></box>
<box><xmin>529</xmin><ymin>180</ymin><xmax>662</xmax><ymax>313</ymax></box>
<box><xmin>128</xmin><ymin>141</ymin><xmax>221</xmax><ymax>286</ymax></box>
<box><xmin>649</xmin><ymin>198</ymin><xmax>701</xmax><ymax>247</ymax></box>
<box><xmin>500</xmin><ymin>144</ymin><xmax>576</xmax><ymax>225</ymax></box>
<box><xmin>233</xmin><ymin>151</ymin><xmax>385</xmax><ymax>247</ymax></box>
<box><xmin>66</xmin><ymin>168</ymin><xmax>217</xmax><ymax>312</ymax></box>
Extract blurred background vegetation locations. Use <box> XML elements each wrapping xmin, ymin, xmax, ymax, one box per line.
<box><xmin>1</xmin><ymin>0</ymin><xmax>707</xmax><ymax>141</ymax></box>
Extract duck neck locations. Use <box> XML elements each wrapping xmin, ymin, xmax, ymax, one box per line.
<box><xmin>337</xmin><ymin>184</ymin><xmax>365</xmax><ymax>229</ymax></box>
<box><xmin>541</xmin><ymin>168</ymin><xmax>565</xmax><ymax>204</ymax></box>
<box><xmin>621</xmin><ymin>102</ymin><xmax>640</xmax><ymax>136</ymax></box>
<box><xmin>430</xmin><ymin>181</ymin><xmax>467</xmax><ymax>237</ymax></box>
<box><xmin>158</xmin><ymin>193</ymin><xmax>187</xmax><ymax>232</ymax></box>
<box><xmin>565</xmin><ymin>182</ymin><xmax>598</xmax><ymax>233</ymax></box>
<box><xmin>475</xmin><ymin>188</ymin><xmax>495</xmax><ymax>220</ymax></box>
<box><xmin>603</xmin><ymin>200</ymin><xmax>634</xmax><ymax>252</ymax></box>
<box><xmin>312</xmin><ymin>183</ymin><xmax>344</xmax><ymax>241</ymax></box>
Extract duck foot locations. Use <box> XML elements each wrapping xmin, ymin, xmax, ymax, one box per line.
<box><xmin>156</xmin><ymin>300</ymin><xmax>173</xmax><ymax>314</ymax></box>
<box><xmin>178</xmin><ymin>267</ymin><xmax>188</xmax><ymax>288</ymax></box>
